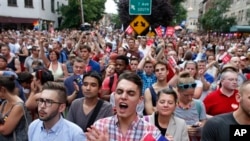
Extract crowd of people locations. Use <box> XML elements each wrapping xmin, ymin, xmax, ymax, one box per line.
<box><xmin>0</xmin><ymin>28</ymin><xmax>250</xmax><ymax>141</ymax></box>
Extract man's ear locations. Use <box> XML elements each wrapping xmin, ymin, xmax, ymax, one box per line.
<box><xmin>139</xmin><ymin>95</ymin><xmax>144</xmax><ymax>104</ymax></box>
<box><xmin>235</xmin><ymin>93</ymin><xmax>241</xmax><ymax>103</ymax></box>
<box><xmin>59</xmin><ymin>104</ymin><xmax>66</xmax><ymax>113</ymax></box>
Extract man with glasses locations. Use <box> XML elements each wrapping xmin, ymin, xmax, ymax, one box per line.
<box><xmin>203</xmin><ymin>70</ymin><xmax>239</xmax><ymax>116</ymax></box>
<box><xmin>28</xmin><ymin>81</ymin><xmax>86</xmax><ymax>141</ymax></box>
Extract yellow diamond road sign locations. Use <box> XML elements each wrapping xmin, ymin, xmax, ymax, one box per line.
<box><xmin>130</xmin><ymin>15</ymin><xmax>149</xmax><ymax>35</ymax></box>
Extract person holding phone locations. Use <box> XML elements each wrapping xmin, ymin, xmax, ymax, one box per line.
<box><xmin>174</xmin><ymin>71</ymin><xmax>207</xmax><ymax>141</ymax></box>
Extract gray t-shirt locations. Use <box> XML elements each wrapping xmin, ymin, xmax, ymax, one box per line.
<box><xmin>67</xmin><ymin>98</ymin><xmax>113</xmax><ymax>131</ymax></box>
<box><xmin>174</xmin><ymin>99</ymin><xmax>207</xmax><ymax>125</ymax></box>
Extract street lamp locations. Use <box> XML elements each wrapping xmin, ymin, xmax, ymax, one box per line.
<box><xmin>187</xmin><ymin>0</ymin><xmax>193</xmax><ymax>11</ymax></box>
<box><xmin>80</xmin><ymin>0</ymin><xmax>84</xmax><ymax>24</ymax></box>
<box><xmin>187</xmin><ymin>6</ymin><xmax>193</xmax><ymax>11</ymax></box>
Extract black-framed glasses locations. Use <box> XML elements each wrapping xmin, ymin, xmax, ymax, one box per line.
<box><xmin>178</xmin><ymin>83</ymin><xmax>197</xmax><ymax>90</ymax></box>
<box><xmin>36</xmin><ymin>98</ymin><xmax>62</xmax><ymax>107</ymax></box>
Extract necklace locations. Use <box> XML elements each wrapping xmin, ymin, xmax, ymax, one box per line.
<box><xmin>177</xmin><ymin>101</ymin><xmax>192</xmax><ymax>110</ymax></box>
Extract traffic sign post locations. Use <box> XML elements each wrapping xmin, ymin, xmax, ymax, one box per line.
<box><xmin>130</xmin><ymin>15</ymin><xmax>149</xmax><ymax>35</ymax></box>
<box><xmin>129</xmin><ymin>0</ymin><xmax>152</xmax><ymax>15</ymax></box>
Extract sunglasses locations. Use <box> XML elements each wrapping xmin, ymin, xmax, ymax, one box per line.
<box><xmin>178</xmin><ymin>83</ymin><xmax>197</xmax><ymax>89</ymax></box>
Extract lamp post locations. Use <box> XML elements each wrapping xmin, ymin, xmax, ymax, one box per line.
<box><xmin>80</xmin><ymin>0</ymin><xmax>84</xmax><ymax>24</ymax></box>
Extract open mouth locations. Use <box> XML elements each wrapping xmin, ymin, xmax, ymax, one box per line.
<box><xmin>119</xmin><ymin>103</ymin><xmax>128</xmax><ymax>109</ymax></box>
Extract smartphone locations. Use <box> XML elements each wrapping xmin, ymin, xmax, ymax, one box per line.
<box><xmin>192</xmin><ymin>124</ymin><xmax>199</xmax><ymax>128</ymax></box>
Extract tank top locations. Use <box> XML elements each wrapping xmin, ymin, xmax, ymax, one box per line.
<box><xmin>48</xmin><ymin>62</ymin><xmax>64</xmax><ymax>80</ymax></box>
<box><xmin>7</xmin><ymin>57</ymin><xmax>16</xmax><ymax>71</ymax></box>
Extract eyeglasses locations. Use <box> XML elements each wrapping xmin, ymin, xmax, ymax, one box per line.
<box><xmin>178</xmin><ymin>83</ymin><xmax>197</xmax><ymax>89</ymax></box>
<box><xmin>36</xmin><ymin>98</ymin><xmax>62</xmax><ymax>107</ymax></box>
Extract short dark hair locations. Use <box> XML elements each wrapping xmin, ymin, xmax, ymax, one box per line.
<box><xmin>0</xmin><ymin>75</ymin><xmax>16</xmax><ymax>93</ymax></box>
<box><xmin>79</xmin><ymin>44</ymin><xmax>91</xmax><ymax>52</ymax></box>
<box><xmin>42</xmin><ymin>81</ymin><xmax>67</xmax><ymax>104</ymax></box>
<box><xmin>0</xmin><ymin>55</ymin><xmax>7</xmax><ymax>63</ymax></box>
<box><xmin>35</xmin><ymin>68</ymin><xmax>54</xmax><ymax>85</ymax></box>
<box><xmin>17</xmin><ymin>72</ymin><xmax>33</xmax><ymax>84</ymax></box>
<box><xmin>117</xmin><ymin>72</ymin><xmax>143</xmax><ymax>95</ymax></box>
<box><xmin>83</xmin><ymin>71</ymin><xmax>102</xmax><ymax>88</ymax></box>
<box><xmin>154</xmin><ymin>60</ymin><xmax>168</xmax><ymax>70</ymax></box>
<box><xmin>116</xmin><ymin>55</ymin><xmax>129</xmax><ymax>66</ymax></box>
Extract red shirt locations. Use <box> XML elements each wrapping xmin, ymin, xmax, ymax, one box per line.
<box><xmin>203</xmin><ymin>89</ymin><xmax>239</xmax><ymax>116</ymax></box>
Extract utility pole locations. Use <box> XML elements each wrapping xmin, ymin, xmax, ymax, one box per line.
<box><xmin>80</xmin><ymin>0</ymin><xmax>84</xmax><ymax>24</ymax></box>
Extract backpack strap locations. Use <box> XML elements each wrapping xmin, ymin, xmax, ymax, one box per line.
<box><xmin>194</xmin><ymin>99</ymin><xmax>202</xmax><ymax>119</ymax></box>
<box><xmin>149</xmin><ymin>86</ymin><xmax>157</xmax><ymax>106</ymax></box>
<box><xmin>84</xmin><ymin>99</ymin><xmax>104</xmax><ymax>132</ymax></box>
<box><xmin>109</xmin><ymin>75</ymin><xmax>115</xmax><ymax>91</ymax></box>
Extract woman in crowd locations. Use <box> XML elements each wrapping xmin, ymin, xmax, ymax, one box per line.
<box><xmin>0</xmin><ymin>76</ymin><xmax>30</xmax><ymax>141</ymax></box>
<box><xmin>174</xmin><ymin>71</ymin><xmax>207</xmax><ymax>141</ymax></box>
<box><xmin>102</xmin><ymin>62</ymin><xmax>116</xmax><ymax>80</ymax></box>
<box><xmin>169</xmin><ymin>61</ymin><xmax>203</xmax><ymax>99</ymax></box>
<box><xmin>206</xmin><ymin>54</ymin><xmax>218</xmax><ymax>79</ymax></box>
<box><xmin>39</xmin><ymin>39</ymin><xmax>68</xmax><ymax>81</ymax></box>
<box><xmin>144</xmin><ymin>88</ymin><xmax>189</xmax><ymax>141</ymax></box>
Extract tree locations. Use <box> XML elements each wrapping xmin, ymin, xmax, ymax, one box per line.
<box><xmin>170</xmin><ymin>0</ymin><xmax>187</xmax><ymax>25</ymax></box>
<box><xmin>199</xmin><ymin>0</ymin><xmax>236</xmax><ymax>32</ymax></box>
<box><xmin>59</xmin><ymin>0</ymin><xmax>106</xmax><ymax>29</ymax></box>
<box><xmin>115</xmin><ymin>0</ymin><xmax>174</xmax><ymax>30</ymax></box>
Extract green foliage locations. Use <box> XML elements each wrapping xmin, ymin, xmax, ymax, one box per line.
<box><xmin>170</xmin><ymin>2</ymin><xmax>187</xmax><ymax>25</ymax></box>
<box><xmin>110</xmin><ymin>14</ymin><xmax>122</xmax><ymax>28</ymax></box>
<box><xmin>59</xmin><ymin>0</ymin><xmax>106</xmax><ymax>29</ymax></box>
<box><xmin>199</xmin><ymin>0</ymin><xmax>236</xmax><ymax>32</ymax></box>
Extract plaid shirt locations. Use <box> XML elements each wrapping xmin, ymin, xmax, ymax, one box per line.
<box><xmin>137</xmin><ymin>71</ymin><xmax>157</xmax><ymax>95</ymax></box>
<box><xmin>93</xmin><ymin>115</ymin><xmax>162</xmax><ymax>141</ymax></box>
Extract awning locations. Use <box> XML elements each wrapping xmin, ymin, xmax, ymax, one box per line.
<box><xmin>230</xmin><ymin>25</ymin><xmax>250</xmax><ymax>32</ymax></box>
<box><xmin>0</xmin><ymin>16</ymin><xmax>38</xmax><ymax>24</ymax></box>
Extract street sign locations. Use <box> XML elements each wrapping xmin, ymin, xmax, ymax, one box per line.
<box><xmin>130</xmin><ymin>15</ymin><xmax>149</xmax><ymax>35</ymax></box>
<box><xmin>129</xmin><ymin>0</ymin><xmax>152</xmax><ymax>15</ymax></box>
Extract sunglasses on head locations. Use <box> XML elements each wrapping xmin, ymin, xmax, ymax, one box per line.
<box><xmin>178</xmin><ymin>83</ymin><xmax>197</xmax><ymax>89</ymax></box>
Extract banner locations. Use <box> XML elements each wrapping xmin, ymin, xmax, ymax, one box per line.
<box><xmin>165</xmin><ymin>26</ymin><xmax>175</xmax><ymax>36</ymax></box>
<box><xmin>221</xmin><ymin>53</ymin><xmax>231</xmax><ymax>64</ymax></box>
<box><xmin>125</xmin><ymin>25</ymin><xmax>133</xmax><ymax>34</ymax></box>
<box><xmin>155</xmin><ymin>26</ymin><xmax>163</xmax><ymax>37</ymax></box>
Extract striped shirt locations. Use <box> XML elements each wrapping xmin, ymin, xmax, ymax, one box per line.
<box><xmin>93</xmin><ymin>115</ymin><xmax>164</xmax><ymax>141</ymax></box>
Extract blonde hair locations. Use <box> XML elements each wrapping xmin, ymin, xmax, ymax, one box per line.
<box><xmin>177</xmin><ymin>71</ymin><xmax>195</xmax><ymax>85</ymax></box>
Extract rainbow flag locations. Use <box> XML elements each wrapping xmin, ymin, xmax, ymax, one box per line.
<box><xmin>33</xmin><ymin>20</ymin><xmax>39</xmax><ymax>30</ymax></box>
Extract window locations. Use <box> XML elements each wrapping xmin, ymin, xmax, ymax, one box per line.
<box><xmin>8</xmin><ymin>0</ymin><xmax>17</xmax><ymax>6</ymax></box>
<box><xmin>25</xmin><ymin>0</ymin><xmax>33</xmax><ymax>8</ymax></box>
<box><xmin>41</xmin><ymin>0</ymin><xmax>44</xmax><ymax>10</ymax></box>
<box><xmin>51</xmin><ymin>0</ymin><xmax>55</xmax><ymax>13</ymax></box>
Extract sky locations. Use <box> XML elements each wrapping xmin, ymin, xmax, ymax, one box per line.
<box><xmin>105</xmin><ymin>0</ymin><xmax>118</xmax><ymax>14</ymax></box>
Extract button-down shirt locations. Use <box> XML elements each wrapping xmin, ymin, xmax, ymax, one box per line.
<box><xmin>28</xmin><ymin>116</ymin><xmax>86</xmax><ymax>141</ymax></box>
<box><xmin>93</xmin><ymin>115</ymin><xmax>164</xmax><ymax>141</ymax></box>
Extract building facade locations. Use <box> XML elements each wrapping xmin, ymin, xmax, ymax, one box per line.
<box><xmin>199</xmin><ymin>0</ymin><xmax>250</xmax><ymax>26</ymax></box>
<box><xmin>224</xmin><ymin>0</ymin><xmax>250</xmax><ymax>26</ymax></box>
<box><xmin>183</xmin><ymin>0</ymin><xmax>203</xmax><ymax>32</ymax></box>
<box><xmin>0</xmin><ymin>0</ymin><xmax>68</xmax><ymax>30</ymax></box>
